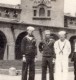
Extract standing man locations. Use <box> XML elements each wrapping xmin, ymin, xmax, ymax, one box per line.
<box><xmin>39</xmin><ymin>30</ymin><xmax>55</xmax><ymax>80</ymax></box>
<box><xmin>71</xmin><ymin>39</ymin><xmax>76</xmax><ymax>80</ymax></box>
<box><xmin>54</xmin><ymin>31</ymin><xmax>71</xmax><ymax>80</ymax></box>
<box><xmin>21</xmin><ymin>26</ymin><xmax>37</xmax><ymax>80</ymax></box>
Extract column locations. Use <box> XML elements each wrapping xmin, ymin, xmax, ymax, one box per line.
<box><xmin>74</xmin><ymin>39</ymin><xmax>76</xmax><ymax>52</ymax></box>
<box><xmin>4</xmin><ymin>44</ymin><xmax>8</xmax><ymax>60</ymax></box>
<box><xmin>8</xmin><ymin>42</ymin><xmax>15</xmax><ymax>60</ymax></box>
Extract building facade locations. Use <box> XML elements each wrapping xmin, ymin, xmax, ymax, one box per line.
<box><xmin>20</xmin><ymin>0</ymin><xmax>64</xmax><ymax>27</ymax></box>
<box><xmin>0</xmin><ymin>0</ymin><xmax>75</xmax><ymax>60</ymax></box>
<box><xmin>64</xmin><ymin>15</ymin><xmax>76</xmax><ymax>54</ymax></box>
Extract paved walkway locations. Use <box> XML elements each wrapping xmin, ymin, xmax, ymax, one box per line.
<box><xmin>0</xmin><ymin>72</ymin><xmax>74</xmax><ymax>80</ymax></box>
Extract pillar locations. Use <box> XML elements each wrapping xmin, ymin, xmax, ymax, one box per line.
<box><xmin>8</xmin><ymin>42</ymin><xmax>15</xmax><ymax>60</ymax></box>
<box><xmin>74</xmin><ymin>39</ymin><xmax>76</xmax><ymax>52</ymax></box>
<box><xmin>4</xmin><ymin>44</ymin><xmax>8</xmax><ymax>60</ymax></box>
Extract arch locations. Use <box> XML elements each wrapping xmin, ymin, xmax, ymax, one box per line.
<box><xmin>50</xmin><ymin>34</ymin><xmax>59</xmax><ymax>40</ymax></box>
<box><xmin>15</xmin><ymin>31</ymin><xmax>27</xmax><ymax>60</ymax></box>
<box><xmin>69</xmin><ymin>36</ymin><xmax>76</xmax><ymax>52</ymax></box>
<box><xmin>69</xmin><ymin>36</ymin><xmax>76</xmax><ymax>58</ymax></box>
<box><xmin>0</xmin><ymin>31</ymin><xmax>7</xmax><ymax>60</ymax></box>
<box><xmin>39</xmin><ymin>7</ymin><xmax>45</xmax><ymax>16</ymax></box>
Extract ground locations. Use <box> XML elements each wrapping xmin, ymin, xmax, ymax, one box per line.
<box><xmin>0</xmin><ymin>72</ymin><xmax>74</xmax><ymax>80</ymax></box>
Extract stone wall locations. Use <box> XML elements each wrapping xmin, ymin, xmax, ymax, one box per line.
<box><xmin>20</xmin><ymin>0</ymin><xmax>64</xmax><ymax>27</ymax></box>
<box><xmin>0</xmin><ymin>22</ymin><xmax>75</xmax><ymax>60</ymax></box>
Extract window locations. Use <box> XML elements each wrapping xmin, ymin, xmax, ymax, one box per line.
<box><xmin>70</xmin><ymin>21</ymin><xmax>73</xmax><ymax>24</ymax></box>
<box><xmin>70</xmin><ymin>18</ymin><xmax>74</xmax><ymax>21</ymax></box>
<box><xmin>47</xmin><ymin>10</ymin><xmax>50</xmax><ymax>16</ymax></box>
<box><xmin>33</xmin><ymin>10</ymin><xmax>37</xmax><ymax>16</ymax></box>
<box><xmin>13</xmin><ymin>11</ymin><xmax>18</xmax><ymax>18</ymax></box>
<box><xmin>70</xmin><ymin>18</ymin><xmax>74</xmax><ymax>24</ymax></box>
<box><xmin>0</xmin><ymin>11</ymin><xmax>1</xmax><ymax>16</ymax></box>
<box><xmin>33</xmin><ymin>4</ymin><xmax>51</xmax><ymax>20</ymax></box>
<box><xmin>64</xmin><ymin>18</ymin><xmax>68</xmax><ymax>27</ymax></box>
<box><xmin>5</xmin><ymin>9</ymin><xmax>10</xmax><ymax>17</ymax></box>
<box><xmin>39</xmin><ymin>7</ymin><xmax>45</xmax><ymax>16</ymax></box>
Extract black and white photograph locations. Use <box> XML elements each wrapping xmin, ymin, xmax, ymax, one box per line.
<box><xmin>0</xmin><ymin>0</ymin><xmax>75</xmax><ymax>80</ymax></box>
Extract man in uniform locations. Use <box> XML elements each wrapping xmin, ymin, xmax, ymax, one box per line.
<box><xmin>21</xmin><ymin>26</ymin><xmax>37</xmax><ymax>80</ymax></box>
<box><xmin>54</xmin><ymin>31</ymin><xmax>71</xmax><ymax>80</ymax></box>
<box><xmin>71</xmin><ymin>39</ymin><xmax>76</xmax><ymax>80</ymax></box>
<box><xmin>39</xmin><ymin>30</ymin><xmax>55</xmax><ymax>80</ymax></box>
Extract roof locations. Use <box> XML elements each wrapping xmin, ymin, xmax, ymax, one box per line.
<box><xmin>0</xmin><ymin>18</ymin><xmax>76</xmax><ymax>31</ymax></box>
<box><xmin>0</xmin><ymin>3</ymin><xmax>21</xmax><ymax>10</ymax></box>
<box><xmin>0</xmin><ymin>17</ymin><xmax>19</xmax><ymax>23</ymax></box>
<box><xmin>64</xmin><ymin>15</ymin><xmax>76</xmax><ymax>19</ymax></box>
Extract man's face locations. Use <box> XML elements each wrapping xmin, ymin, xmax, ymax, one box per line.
<box><xmin>45</xmin><ymin>34</ymin><xmax>50</xmax><ymax>39</ymax></box>
<box><xmin>59</xmin><ymin>35</ymin><xmax>65</xmax><ymax>41</ymax></box>
<box><xmin>27</xmin><ymin>30</ymin><xmax>34</xmax><ymax>35</ymax></box>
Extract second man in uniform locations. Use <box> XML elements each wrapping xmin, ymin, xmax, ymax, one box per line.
<box><xmin>39</xmin><ymin>30</ymin><xmax>55</xmax><ymax>80</ymax></box>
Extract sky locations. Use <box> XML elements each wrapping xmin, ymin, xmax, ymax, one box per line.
<box><xmin>0</xmin><ymin>0</ymin><xmax>21</xmax><ymax>5</ymax></box>
<box><xmin>0</xmin><ymin>0</ymin><xmax>76</xmax><ymax>16</ymax></box>
<box><xmin>64</xmin><ymin>0</ymin><xmax>76</xmax><ymax>16</ymax></box>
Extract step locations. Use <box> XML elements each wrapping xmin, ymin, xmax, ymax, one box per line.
<box><xmin>0</xmin><ymin>60</ymin><xmax>74</xmax><ymax>75</ymax></box>
<box><xmin>0</xmin><ymin>60</ymin><xmax>74</xmax><ymax>69</ymax></box>
<box><xmin>0</xmin><ymin>67</ymin><xmax>74</xmax><ymax>75</ymax></box>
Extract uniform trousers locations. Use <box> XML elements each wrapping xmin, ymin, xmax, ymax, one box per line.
<box><xmin>22</xmin><ymin>57</ymin><xmax>35</xmax><ymax>80</ymax></box>
<box><xmin>55</xmin><ymin>54</ymin><xmax>68</xmax><ymax>80</ymax></box>
<box><xmin>74</xmin><ymin>61</ymin><xmax>76</xmax><ymax>80</ymax></box>
<box><xmin>73</xmin><ymin>52</ymin><xmax>76</xmax><ymax>80</ymax></box>
<box><xmin>42</xmin><ymin>57</ymin><xmax>54</xmax><ymax>80</ymax></box>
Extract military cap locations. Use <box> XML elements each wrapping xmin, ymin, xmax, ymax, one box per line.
<box><xmin>44</xmin><ymin>30</ymin><xmax>51</xmax><ymax>35</ymax></box>
<box><xmin>58</xmin><ymin>31</ymin><xmax>66</xmax><ymax>35</ymax></box>
<box><xmin>27</xmin><ymin>26</ymin><xmax>35</xmax><ymax>31</ymax></box>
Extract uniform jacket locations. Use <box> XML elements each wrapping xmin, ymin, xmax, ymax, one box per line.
<box><xmin>54</xmin><ymin>39</ymin><xmax>71</xmax><ymax>80</ymax></box>
<box><xmin>39</xmin><ymin>38</ymin><xmax>55</xmax><ymax>58</ymax></box>
<box><xmin>71</xmin><ymin>43</ymin><xmax>76</xmax><ymax>62</ymax></box>
<box><xmin>21</xmin><ymin>35</ymin><xmax>37</xmax><ymax>58</ymax></box>
<box><xmin>54</xmin><ymin>39</ymin><xmax>71</xmax><ymax>58</ymax></box>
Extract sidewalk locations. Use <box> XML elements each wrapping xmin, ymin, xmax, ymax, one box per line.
<box><xmin>0</xmin><ymin>72</ymin><xmax>74</xmax><ymax>80</ymax></box>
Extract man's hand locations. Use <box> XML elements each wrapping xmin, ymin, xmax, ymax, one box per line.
<box><xmin>22</xmin><ymin>55</ymin><xmax>26</xmax><ymax>62</ymax></box>
<box><xmin>40</xmin><ymin>51</ymin><xmax>43</xmax><ymax>54</ymax></box>
<box><xmin>52</xmin><ymin>59</ymin><xmax>55</xmax><ymax>63</ymax></box>
<box><xmin>34</xmin><ymin>57</ymin><xmax>37</xmax><ymax>62</ymax></box>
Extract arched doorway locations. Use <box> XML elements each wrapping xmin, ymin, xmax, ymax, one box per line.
<box><xmin>50</xmin><ymin>34</ymin><xmax>59</xmax><ymax>40</ymax></box>
<box><xmin>69</xmin><ymin>36</ymin><xmax>76</xmax><ymax>55</ymax></box>
<box><xmin>0</xmin><ymin>31</ymin><xmax>7</xmax><ymax>60</ymax></box>
<box><xmin>15</xmin><ymin>31</ymin><xmax>27</xmax><ymax>60</ymax></box>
